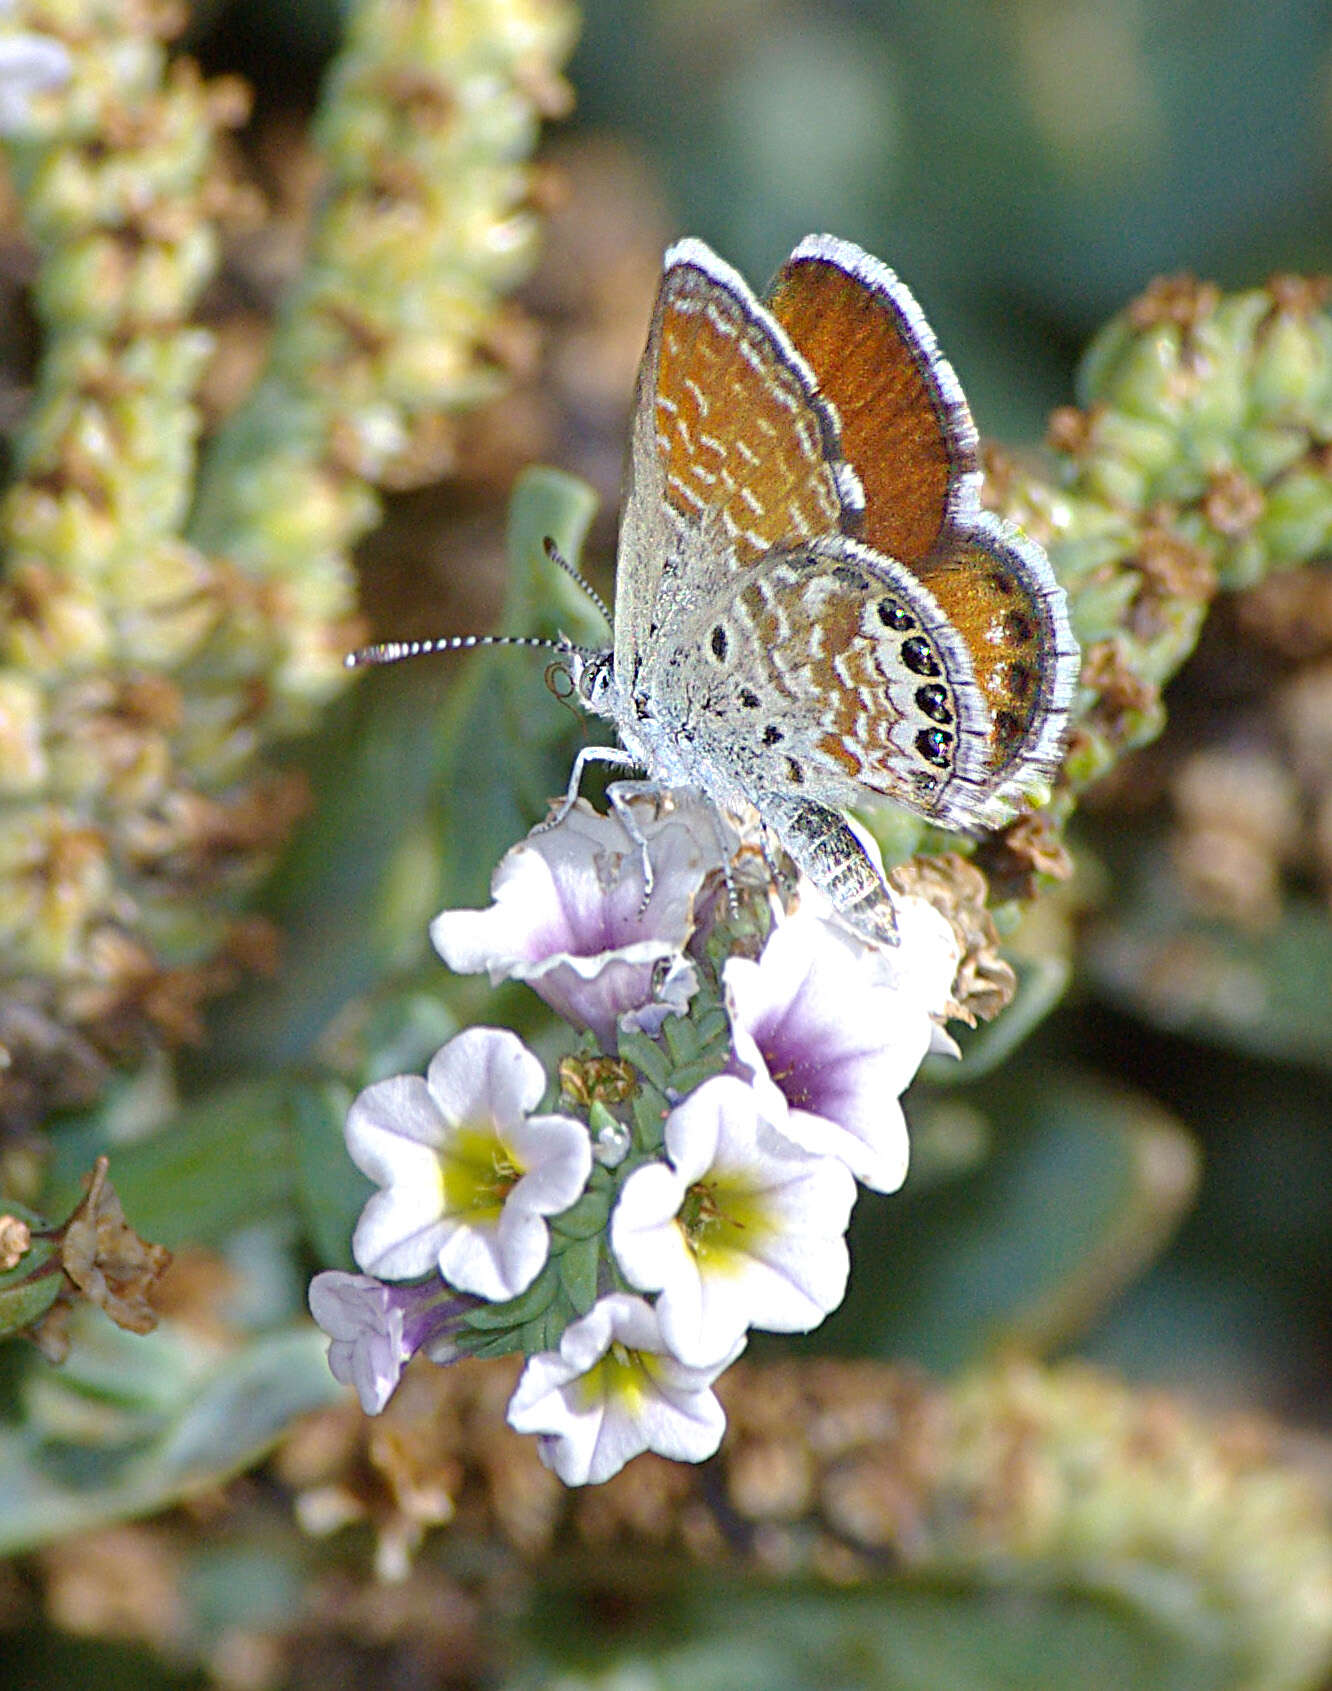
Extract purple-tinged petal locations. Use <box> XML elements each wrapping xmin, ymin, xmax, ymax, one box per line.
<box><xmin>432</xmin><ymin>798</ymin><xmax>725</xmax><ymax>1047</ymax></box>
<box><xmin>725</xmin><ymin>909</ymin><xmax>956</xmax><ymax>1192</ymax></box>
<box><xmin>308</xmin><ymin>1271</ymin><xmax>479</xmax><ymax>1414</ymax></box>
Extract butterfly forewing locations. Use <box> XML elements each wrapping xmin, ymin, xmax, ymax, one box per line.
<box><xmin>646</xmin><ymin>241</ymin><xmax>862</xmax><ymax>565</ymax></box>
<box><xmin>766</xmin><ymin>235</ymin><xmax>980</xmax><ymax>568</ymax></box>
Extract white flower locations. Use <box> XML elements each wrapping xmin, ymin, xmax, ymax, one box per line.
<box><xmin>346</xmin><ymin>1027</ymin><xmax>591</xmax><ymax>1301</ymax></box>
<box><xmin>431</xmin><ymin>797</ymin><xmax>728</xmax><ymax>1049</ymax></box>
<box><xmin>724</xmin><ymin>904</ymin><xmax>958</xmax><ymax>1193</ymax></box>
<box><xmin>610</xmin><ymin>1074</ymin><xmax>856</xmax><ymax>1366</ymax></box>
<box><xmin>506</xmin><ymin>1293</ymin><xmax>738</xmax><ymax>1486</ymax></box>
<box><xmin>308</xmin><ymin>1270</ymin><xmax>477</xmax><ymax>1415</ymax></box>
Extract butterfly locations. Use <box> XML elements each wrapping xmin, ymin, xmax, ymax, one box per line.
<box><xmin>560</xmin><ymin>234</ymin><xmax>1080</xmax><ymax>944</ymax></box>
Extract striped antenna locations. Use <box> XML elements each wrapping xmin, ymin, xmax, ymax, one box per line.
<box><xmin>543</xmin><ymin>535</ymin><xmax>612</xmax><ymax>629</ymax></box>
<box><xmin>345</xmin><ymin>632</ymin><xmax>573</xmax><ymax>669</ymax></box>
<box><xmin>346</xmin><ymin>533</ymin><xmax>610</xmax><ymax>670</ymax></box>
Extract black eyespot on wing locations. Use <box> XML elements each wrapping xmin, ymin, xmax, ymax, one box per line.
<box><xmin>877</xmin><ymin>599</ymin><xmax>914</xmax><ymax>632</ymax></box>
<box><xmin>786</xmin><ymin>756</ymin><xmax>805</xmax><ymax>785</ymax></box>
<box><xmin>739</xmin><ymin>687</ymin><xmax>761</xmax><ymax>708</ymax></box>
<box><xmin>761</xmin><ymin>724</ymin><xmax>784</xmax><ymax>746</ymax></box>
<box><xmin>1003</xmin><ymin>610</ymin><xmax>1034</xmax><ymax>645</ymax></box>
<box><xmin>915</xmin><ymin>683</ymin><xmax>952</xmax><ymax>724</ymax></box>
<box><xmin>901</xmin><ymin>635</ymin><xmax>940</xmax><ymax>677</ymax></box>
<box><xmin>916</xmin><ymin>727</ymin><xmax>953</xmax><ymax>769</ymax></box>
<box><xmin>1005</xmin><ymin>661</ymin><xmax>1034</xmax><ymax>701</ymax></box>
<box><xmin>710</xmin><ymin>625</ymin><xmax>729</xmax><ymax>660</ymax></box>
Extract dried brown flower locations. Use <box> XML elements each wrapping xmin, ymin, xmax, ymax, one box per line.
<box><xmin>890</xmin><ymin>853</ymin><xmax>1018</xmax><ymax>1025</ymax></box>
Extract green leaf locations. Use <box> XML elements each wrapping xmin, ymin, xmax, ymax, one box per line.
<box><xmin>44</xmin><ymin>1079</ymin><xmax>296</xmax><ymax>1252</ymax></box>
<box><xmin>432</xmin><ymin>469</ymin><xmax>606</xmax><ymax>912</ymax></box>
<box><xmin>497</xmin><ymin>465</ymin><xmax>603</xmax><ymax>641</ymax></box>
<box><xmin>823</xmin><ymin>1068</ymin><xmax>1199</xmax><ymax>1372</ymax></box>
<box><xmin>524</xmin><ymin>1580</ymin><xmax>1238</xmax><ymax>1691</ymax></box>
<box><xmin>0</xmin><ymin>1210</ymin><xmax>62</xmax><ymax>1340</ymax></box>
<box><xmin>556</xmin><ymin>1234</ymin><xmax>600</xmax><ymax>1316</ymax></box>
<box><xmin>587</xmin><ymin>1100</ymin><xmax>621</xmax><ymax>1141</ymax></box>
<box><xmin>290</xmin><ymin>1079</ymin><xmax>370</xmax><ymax>1269</ymax></box>
<box><xmin>1087</xmin><ymin>884</ymin><xmax>1332</xmax><ymax>1069</ymax></box>
<box><xmin>619</xmin><ymin>1029</ymin><xmax>671</xmax><ymax>1093</ymax></box>
<box><xmin>630</xmin><ymin>1081</ymin><xmax>670</xmax><ymax>1154</ymax></box>
<box><xmin>0</xmin><ymin>1316</ymin><xmax>340</xmax><ymax>1555</ymax></box>
<box><xmin>466</xmin><ymin>1328</ymin><xmax>530</xmax><ymax>1362</ymax></box>
<box><xmin>462</xmin><ymin>1259</ymin><xmax>561</xmax><ymax>1331</ymax></box>
<box><xmin>549</xmin><ymin>1184</ymin><xmax>612</xmax><ymax>1242</ymax></box>
<box><xmin>203</xmin><ymin>671</ymin><xmax>454</xmax><ymax>1071</ymax></box>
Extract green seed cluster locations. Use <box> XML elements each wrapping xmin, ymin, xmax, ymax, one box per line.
<box><xmin>1038</xmin><ymin>274</ymin><xmax>1332</xmax><ymax>805</ymax></box>
<box><xmin>0</xmin><ymin>0</ymin><xmax>575</xmax><ymax>1131</ymax></box>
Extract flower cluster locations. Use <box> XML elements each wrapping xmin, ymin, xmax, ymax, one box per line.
<box><xmin>311</xmin><ymin>794</ymin><xmax>963</xmax><ymax>1486</ymax></box>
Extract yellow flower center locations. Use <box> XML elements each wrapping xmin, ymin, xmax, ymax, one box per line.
<box><xmin>680</xmin><ymin>1178</ymin><xmax>769</xmax><ymax>1272</ymax></box>
<box><xmin>438</xmin><ymin>1123</ymin><xmax>522</xmax><ymax>1223</ymax></box>
<box><xmin>574</xmin><ymin>1339</ymin><xmax>653</xmax><ymax>1415</ymax></box>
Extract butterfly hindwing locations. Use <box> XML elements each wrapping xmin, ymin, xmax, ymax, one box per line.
<box><xmin>912</xmin><ymin>512</ymin><xmax>1080</xmax><ymax>823</ymax></box>
<box><xmin>648</xmin><ymin>535</ymin><xmax>993</xmax><ymax>826</ymax></box>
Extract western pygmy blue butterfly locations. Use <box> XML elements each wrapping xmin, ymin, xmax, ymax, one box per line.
<box><xmin>354</xmin><ymin>235</ymin><xmax>1079</xmax><ymax>946</ymax></box>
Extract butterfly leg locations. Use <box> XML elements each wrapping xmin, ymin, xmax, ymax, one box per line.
<box><xmin>613</xmin><ymin>783</ymin><xmax>742</xmax><ymax>917</ymax></box>
<box><xmin>534</xmin><ymin>743</ymin><xmax>643</xmax><ymax>836</ymax></box>
<box><xmin>603</xmin><ymin>778</ymin><xmax>675</xmax><ymax>911</ymax></box>
<box><xmin>759</xmin><ymin>792</ymin><xmax>900</xmax><ymax>947</ymax></box>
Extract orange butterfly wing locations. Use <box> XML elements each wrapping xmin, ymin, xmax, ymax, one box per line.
<box><xmin>768</xmin><ymin>236</ymin><xmax>1077</xmax><ymax>809</ymax></box>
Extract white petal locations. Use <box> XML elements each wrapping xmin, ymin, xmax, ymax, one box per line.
<box><xmin>437</xmin><ymin>1217</ymin><xmax>533</xmax><ymax>1301</ymax></box>
<box><xmin>346</xmin><ymin>1075</ymin><xmax>446</xmax><ymax>1169</ymax></box>
<box><xmin>629</xmin><ymin>1077</ymin><xmax>859</xmax><ymax>1367</ymax></box>
<box><xmin>352</xmin><ymin>1185</ymin><xmax>448</xmax><ymax>1279</ymax></box>
<box><xmin>610</xmin><ymin>1160</ymin><xmax>694</xmax><ymax>1292</ymax></box>
<box><xmin>505</xmin><ymin>1112</ymin><xmax>594</xmax><ymax>1214</ymax></box>
<box><xmin>424</xmin><ymin>1026</ymin><xmax>545</xmax><ymax>1127</ymax></box>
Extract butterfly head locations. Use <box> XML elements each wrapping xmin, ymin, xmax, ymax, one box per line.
<box><xmin>568</xmin><ymin>647</ymin><xmax>619</xmax><ymax>722</ymax></box>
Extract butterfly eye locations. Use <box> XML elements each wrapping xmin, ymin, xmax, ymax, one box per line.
<box><xmin>573</xmin><ymin>653</ymin><xmax>614</xmax><ymax>708</ymax></box>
